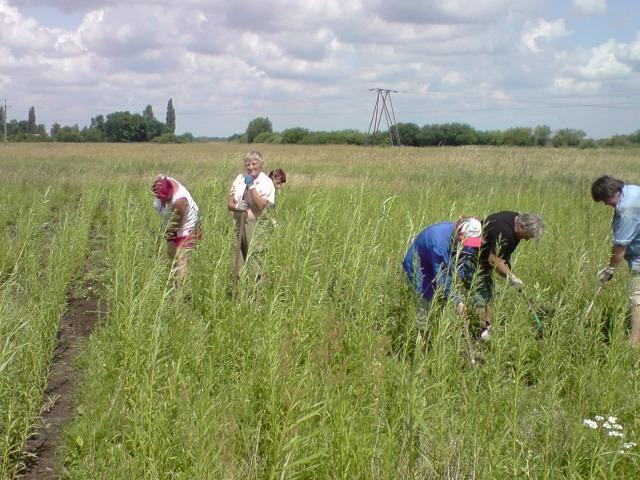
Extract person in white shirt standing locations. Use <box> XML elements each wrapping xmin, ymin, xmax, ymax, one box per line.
<box><xmin>152</xmin><ymin>174</ymin><xmax>201</xmax><ymax>286</ymax></box>
<box><xmin>227</xmin><ymin>151</ymin><xmax>275</xmax><ymax>285</ymax></box>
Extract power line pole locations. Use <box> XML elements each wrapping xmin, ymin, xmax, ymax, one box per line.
<box><xmin>3</xmin><ymin>99</ymin><xmax>8</xmax><ymax>144</ymax></box>
<box><xmin>367</xmin><ymin>88</ymin><xmax>401</xmax><ymax>146</ymax></box>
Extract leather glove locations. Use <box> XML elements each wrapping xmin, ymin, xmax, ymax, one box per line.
<box><xmin>508</xmin><ymin>272</ymin><xmax>524</xmax><ymax>291</ymax></box>
<box><xmin>597</xmin><ymin>265</ymin><xmax>615</xmax><ymax>284</ymax></box>
<box><xmin>244</xmin><ymin>174</ymin><xmax>254</xmax><ymax>186</ymax></box>
<box><xmin>235</xmin><ymin>200</ymin><xmax>249</xmax><ymax>211</ymax></box>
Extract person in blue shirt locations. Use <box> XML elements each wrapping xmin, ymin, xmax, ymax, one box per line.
<box><xmin>592</xmin><ymin>175</ymin><xmax>640</xmax><ymax>347</ymax></box>
<box><xmin>402</xmin><ymin>217</ymin><xmax>482</xmax><ymax>330</ymax></box>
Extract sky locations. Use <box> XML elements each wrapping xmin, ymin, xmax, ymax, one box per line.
<box><xmin>0</xmin><ymin>0</ymin><xmax>638</xmax><ymax>138</ymax></box>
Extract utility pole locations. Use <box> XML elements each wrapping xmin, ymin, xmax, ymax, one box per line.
<box><xmin>3</xmin><ymin>99</ymin><xmax>8</xmax><ymax>144</ymax></box>
<box><xmin>367</xmin><ymin>88</ymin><xmax>401</xmax><ymax>146</ymax></box>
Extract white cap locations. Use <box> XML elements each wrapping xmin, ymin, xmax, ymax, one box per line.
<box><xmin>455</xmin><ymin>217</ymin><xmax>482</xmax><ymax>248</ymax></box>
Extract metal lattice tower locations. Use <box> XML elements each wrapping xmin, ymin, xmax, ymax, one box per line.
<box><xmin>367</xmin><ymin>88</ymin><xmax>401</xmax><ymax>146</ymax></box>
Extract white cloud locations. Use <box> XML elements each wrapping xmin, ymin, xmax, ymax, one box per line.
<box><xmin>578</xmin><ymin>40</ymin><xmax>633</xmax><ymax>79</ymax></box>
<box><xmin>573</xmin><ymin>0</ymin><xmax>607</xmax><ymax>15</ymax></box>
<box><xmin>370</xmin><ymin>0</ymin><xmax>513</xmax><ymax>24</ymax></box>
<box><xmin>521</xmin><ymin>18</ymin><xmax>568</xmax><ymax>53</ymax></box>
<box><xmin>553</xmin><ymin>77</ymin><xmax>602</xmax><ymax>93</ymax></box>
<box><xmin>617</xmin><ymin>33</ymin><xmax>640</xmax><ymax>64</ymax></box>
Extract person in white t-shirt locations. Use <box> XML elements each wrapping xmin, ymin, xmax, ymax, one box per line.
<box><xmin>152</xmin><ymin>174</ymin><xmax>201</xmax><ymax>285</ymax></box>
<box><xmin>227</xmin><ymin>151</ymin><xmax>275</xmax><ymax>282</ymax></box>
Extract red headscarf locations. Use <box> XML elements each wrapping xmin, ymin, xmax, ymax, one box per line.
<box><xmin>152</xmin><ymin>176</ymin><xmax>173</xmax><ymax>201</ymax></box>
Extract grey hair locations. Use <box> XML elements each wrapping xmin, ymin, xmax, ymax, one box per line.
<box><xmin>517</xmin><ymin>213</ymin><xmax>544</xmax><ymax>240</ymax></box>
<box><xmin>244</xmin><ymin>150</ymin><xmax>264</xmax><ymax>166</ymax></box>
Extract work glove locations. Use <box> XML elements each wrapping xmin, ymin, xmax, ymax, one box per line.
<box><xmin>244</xmin><ymin>174</ymin><xmax>254</xmax><ymax>186</ymax></box>
<box><xmin>235</xmin><ymin>200</ymin><xmax>249</xmax><ymax>211</ymax></box>
<box><xmin>597</xmin><ymin>265</ymin><xmax>615</xmax><ymax>284</ymax></box>
<box><xmin>508</xmin><ymin>272</ymin><xmax>525</xmax><ymax>292</ymax></box>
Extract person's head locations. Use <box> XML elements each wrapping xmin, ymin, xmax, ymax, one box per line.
<box><xmin>514</xmin><ymin>213</ymin><xmax>544</xmax><ymax>241</ymax></box>
<box><xmin>269</xmin><ymin>168</ymin><xmax>287</xmax><ymax>187</ymax></box>
<box><xmin>244</xmin><ymin>151</ymin><xmax>264</xmax><ymax>178</ymax></box>
<box><xmin>591</xmin><ymin>175</ymin><xmax>624</xmax><ymax>207</ymax></box>
<box><xmin>151</xmin><ymin>174</ymin><xmax>173</xmax><ymax>201</ymax></box>
<box><xmin>455</xmin><ymin>217</ymin><xmax>482</xmax><ymax>249</ymax></box>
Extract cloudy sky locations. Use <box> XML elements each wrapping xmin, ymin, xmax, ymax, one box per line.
<box><xmin>1</xmin><ymin>0</ymin><xmax>638</xmax><ymax>138</ymax></box>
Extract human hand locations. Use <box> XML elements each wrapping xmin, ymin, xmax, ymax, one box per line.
<box><xmin>235</xmin><ymin>200</ymin><xmax>249</xmax><ymax>211</ymax></box>
<box><xmin>508</xmin><ymin>272</ymin><xmax>524</xmax><ymax>291</ymax></box>
<box><xmin>597</xmin><ymin>265</ymin><xmax>615</xmax><ymax>284</ymax></box>
<box><xmin>244</xmin><ymin>174</ymin><xmax>254</xmax><ymax>186</ymax></box>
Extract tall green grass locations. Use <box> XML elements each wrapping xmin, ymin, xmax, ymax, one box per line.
<box><xmin>1</xmin><ymin>143</ymin><xmax>639</xmax><ymax>478</ymax></box>
<box><xmin>0</xmin><ymin>186</ymin><xmax>98</xmax><ymax>477</ymax></box>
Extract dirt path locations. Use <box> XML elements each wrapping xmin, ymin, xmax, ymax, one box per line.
<box><xmin>19</xmin><ymin>291</ymin><xmax>103</xmax><ymax>479</ymax></box>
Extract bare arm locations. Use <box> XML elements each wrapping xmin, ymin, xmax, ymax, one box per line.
<box><xmin>246</xmin><ymin>186</ymin><xmax>269</xmax><ymax>212</ymax></box>
<box><xmin>168</xmin><ymin>198</ymin><xmax>186</xmax><ymax>237</ymax></box>
<box><xmin>488</xmin><ymin>251</ymin><xmax>511</xmax><ymax>278</ymax></box>
<box><xmin>228</xmin><ymin>194</ymin><xmax>238</xmax><ymax>211</ymax></box>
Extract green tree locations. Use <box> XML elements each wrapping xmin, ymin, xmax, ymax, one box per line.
<box><xmin>90</xmin><ymin>114</ymin><xmax>105</xmax><ymax>131</ymax></box>
<box><xmin>57</xmin><ymin>124</ymin><xmax>83</xmax><ymax>142</ymax></box>
<box><xmin>532</xmin><ymin>125</ymin><xmax>551</xmax><ymax>146</ymax></box>
<box><xmin>502</xmin><ymin>127</ymin><xmax>533</xmax><ymax>146</ymax></box>
<box><xmin>395</xmin><ymin>122</ymin><xmax>421</xmax><ymax>146</ymax></box>
<box><xmin>27</xmin><ymin>106</ymin><xmax>36</xmax><ymax>133</ymax></box>
<box><xmin>281</xmin><ymin>127</ymin><xmax>308</xmax><ymax>144</ymax></box>
<box><xmin>0</xmin><ymin>106</ymin><xmax>5</xmax><ymax>130</ymax></box>
<box><xmin>551</xmin><ymin>128</ymin><xmax>586</xmax><ymax>147</ymax></box>
<box><xmin>246</xmin><ymin>117</ymin><xmax>273</xmax><ymax>143</ymax></box>
<box><xmin>50</xmin><ymin>123</ymin><xmax>61</xmax><ymax>138</ymax></box>
<box><xmin>165</xmin><ymin>99</ymin><xmax>176</xmax><ymax>134</ymax></box>
<box><xmin>104</xmin><ymin>111</ymin><xmax>148</xmax><ymax>142</ymax></box>
<box><xmin>145</xmin><ymin>117</ymin><xmax>167</xmax><ymax>140</ymax></box>
<box><xmin>143</xmin><ymin>105</ymin><xmax>155</xmax><ymax>121</ymax></box>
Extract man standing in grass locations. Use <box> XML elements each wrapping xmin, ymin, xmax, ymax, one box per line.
<box><xmin>474</xmin><ymin>212</ymin><xmax>544</xmax><ymax>340</ymax></box>
<box><xmin>591</xmin><ymin>175</ymin><xmax>640</xmax><ymax>347</ymax></box>
<box><xmin>402</xmin><ymin>217</ymin><xmax>483</xmax><ymax>330</ymax></box>
<box><xmin>152</xmin><ymin>175</ymin><xmax>201</xmax><ymax>286</ymax></box>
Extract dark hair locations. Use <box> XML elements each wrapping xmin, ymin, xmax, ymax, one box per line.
<box><xmin>268</xmin><ymin>168</ymin><xmax>287</xmax><ymax>184</ymax></box>
<box><xmin>591</xmin><ymin>175</ymin><xmax>624</xmax><ymax>202</ymax></box>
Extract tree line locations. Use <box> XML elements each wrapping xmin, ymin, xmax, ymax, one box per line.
<box><xmin>0</xmin><ymin>99</ymin><xmax>195</xmax><ymax>143</ymax></box>
<box><xmin>1</xmin><ymin>105</ymin><xmax>637</xmax><ymax>147</ymax></box>
<box><xmin>235</xmin><ymin>117</ymin><xmax>640</xmax><ymax>148</ymax></box>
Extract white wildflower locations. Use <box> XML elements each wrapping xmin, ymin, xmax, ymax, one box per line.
<box><xmin>583</xmin><ymin>419</ymin><xmax>598</xmax><ymax>429</ymax></box>
<box><xmin>623</xmin><ymin>442</ymin><xmax>636</xmax><ymax>449</ymax></box>
<box><xmin>604</xmin><ymin>422</ymin><xmax>612</xmax><ymax>429</ymax></box>
<box><xmin>608</xmin><ymin>430</ymin><xmax>624</xmax><ymax>438</ymax></box>
<box><xmin>595</xmin><ymin>415</ymin><xmax>604</xmax><ymax>421</ymax></box>
<box><xmin>607</xmin><ymin>416</ymin><xmax>618</xmax><ymax>424</ymax></box>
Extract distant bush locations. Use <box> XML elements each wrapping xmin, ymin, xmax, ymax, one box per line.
<box><xmin>578</xmin><ymin>138</ymin><xmax>598</xmax><ymax>149</ymax></box>
<box><xmin>252</xmin><ymin>131</ymin><xmax>273</xmax><ymax>143</ymax></box>
<box><xmin>282</xmin><ymin>128</ymin><xmax>309</xmax><ymax>144</ymax></box>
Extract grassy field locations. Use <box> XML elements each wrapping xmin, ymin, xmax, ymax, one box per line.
<box><xmin>1</xmin><ymin>143</ymin><xmax>640</xmax><ymax>479</ymax></box>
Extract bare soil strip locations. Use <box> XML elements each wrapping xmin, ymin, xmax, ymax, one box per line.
<box><xmin>19</xmin><ymin>291</ymin><xmax>103</xmax><ymax>479</ymax></box>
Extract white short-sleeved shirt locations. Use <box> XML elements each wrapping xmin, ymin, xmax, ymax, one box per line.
<box><xmin>153</xmin><ymin>178</ymin><xmax>199</xmax><ymax>237</ymax></box>
<box><xmin>230</xmin><ymin>172</ymin><xmax>275</xmax><ymax>218</ymax></box>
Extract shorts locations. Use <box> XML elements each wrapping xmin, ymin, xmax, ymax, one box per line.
<box><xmin>168</xmin><ymin>224</ymin><xmax>202</xmax><ymax>250</ymax></box>
<box><xmin>473</xmin><ymin>272</ymin><xmax>494</xmax><ymax>307</ymax></box>
<box><xmin>629</xmin><ymin>271</ymin><xmax>640</xmax><ymax>308</ymax></box>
